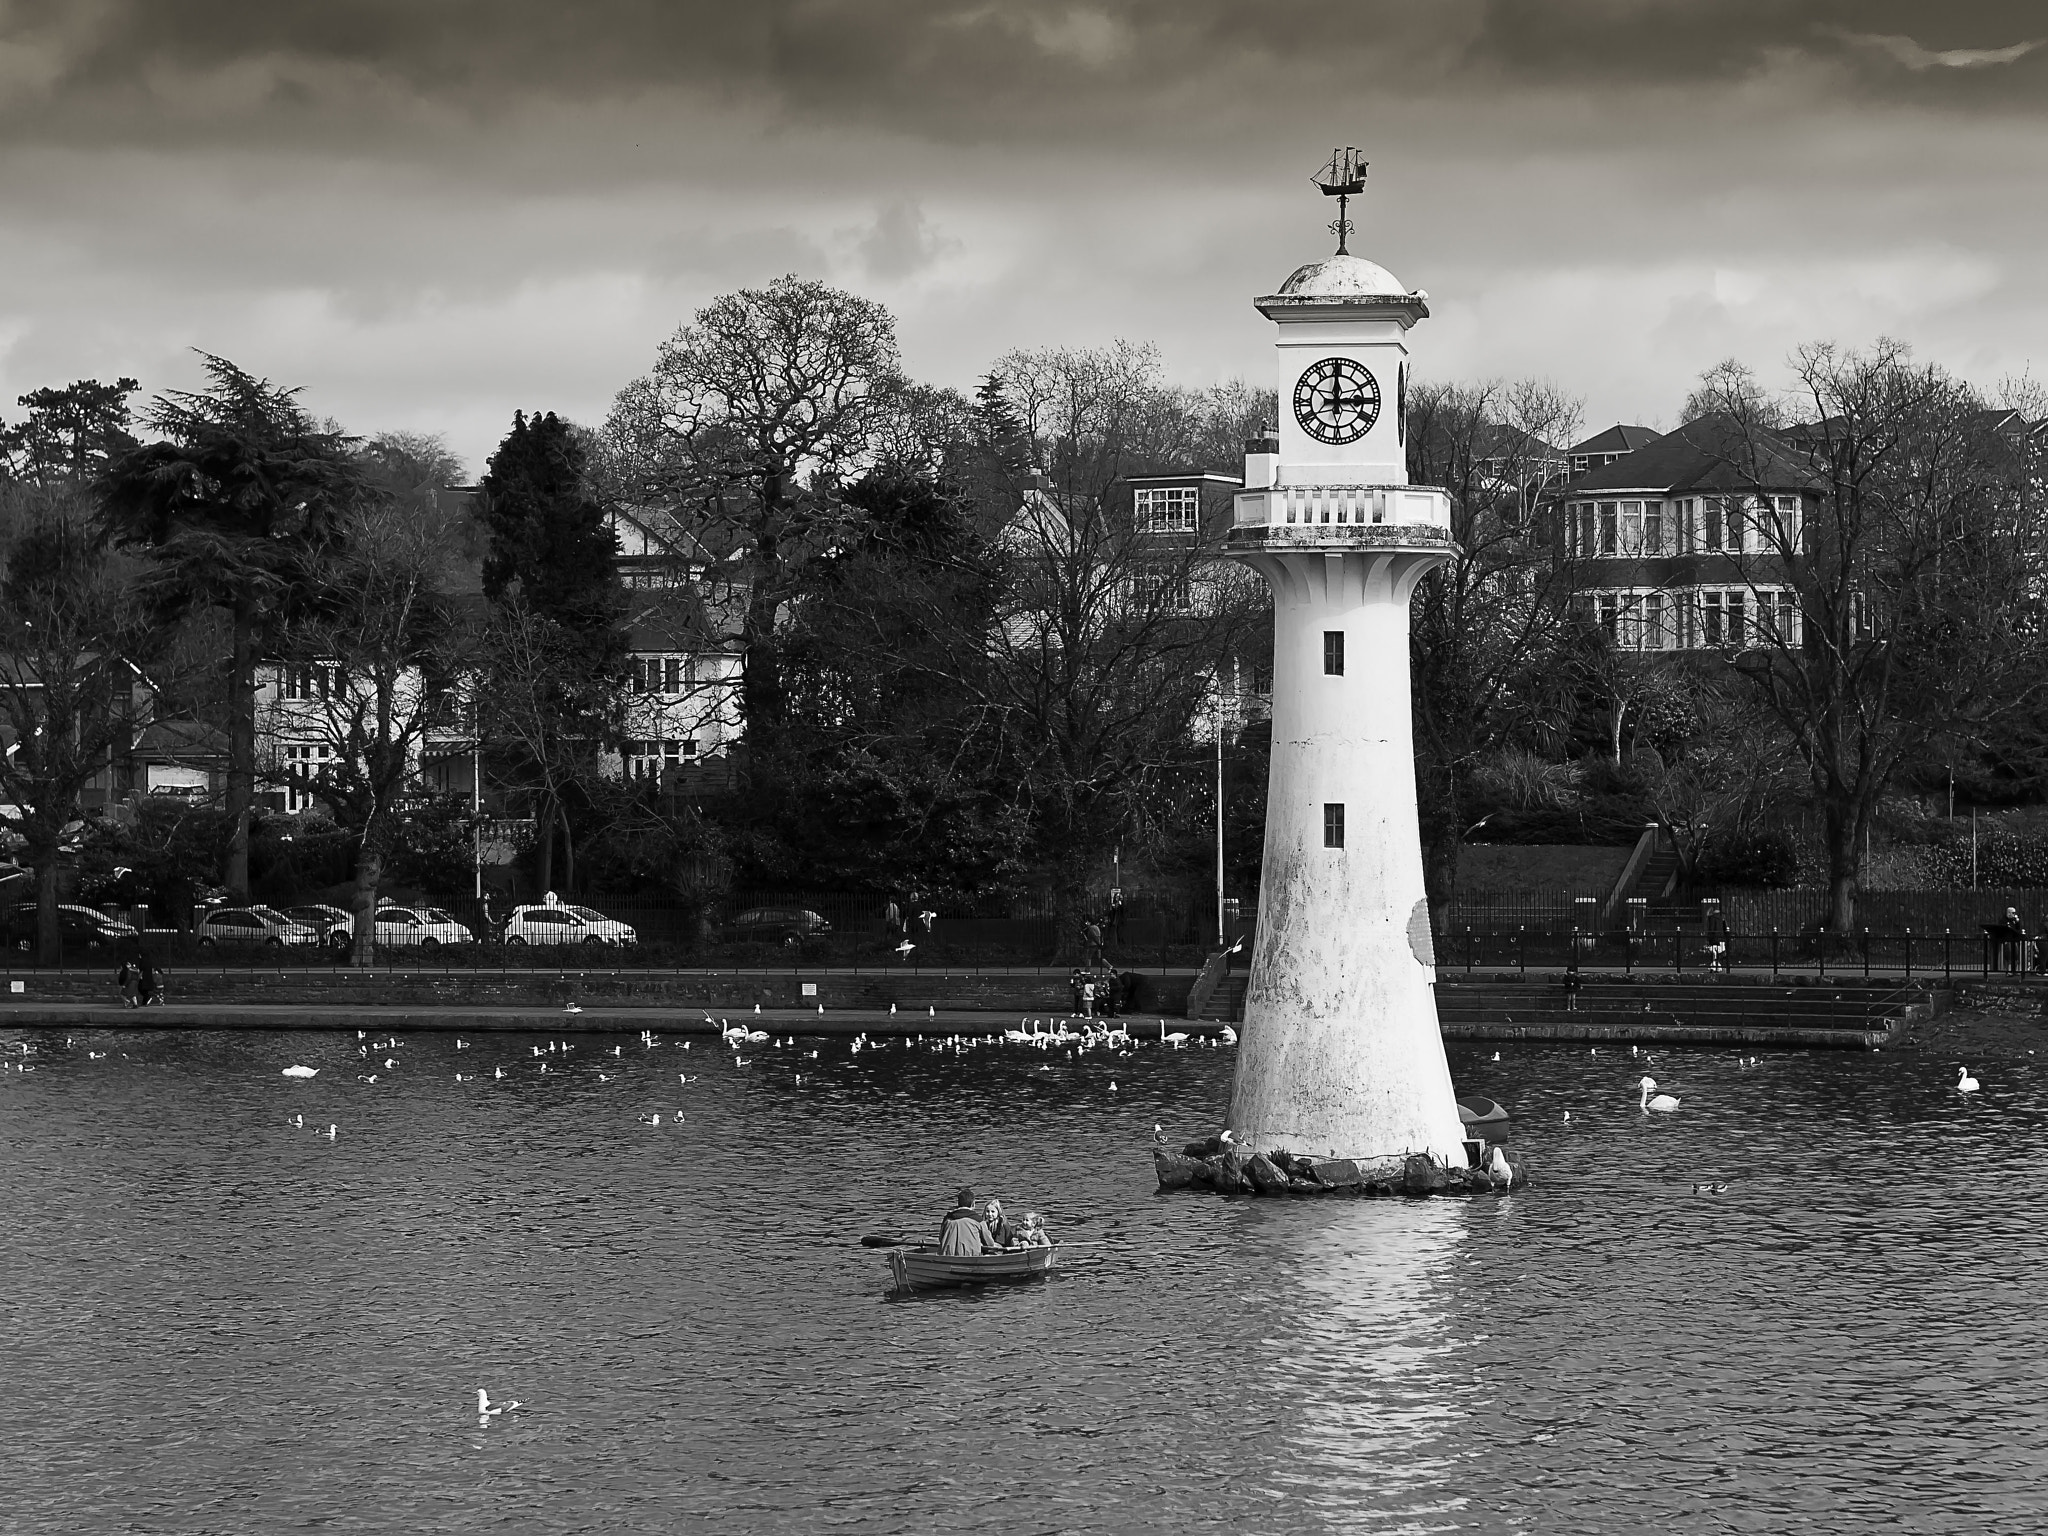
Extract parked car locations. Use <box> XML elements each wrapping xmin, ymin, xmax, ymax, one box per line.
<box><xmin>372</xmin><ymin>905</ymin><xmax>475</xmax><ymax>949</ymax></box>
<box><xmin>723</xmin><ymin>906</ymin><xmax>833</xmax><ymax>945</ymax></box>
<box><xmin>283</xmin><ymin>903</ymin><xmax>357</xmax><ymax>953</ymax></box>
<box><xmin>3</xmin><ymin>901</ymin><xmax>138</xmax><ymax>951</ymax></box>
<box><xmin>501</xmin><ymin>902</ymin><xmax>637</xmax><ymax>947</ymax></box>
<box><xmin>195</xmin><ymin>906</ymin><xmax>324</xmax><ymax>949</ymax></box>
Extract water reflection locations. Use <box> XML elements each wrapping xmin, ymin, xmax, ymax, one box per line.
<box><xmin>1264</xmin><ymin>1200</ymin><xmax>1474</xmax><ymax>1531</ymax></box>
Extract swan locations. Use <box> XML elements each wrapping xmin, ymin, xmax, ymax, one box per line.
<box><xmin>746</xmin><ymin>1030</ymin><xmax>768</xmax><ymax>1042</ymax></box>
<box><xmin>1639</xmin><ymin>1076</ymin><xmax>1680</xmax><ymax>1112</ymax></box>
<box><xmin>1957</xmin><ymin>1066</ymin><xmax>1980</xmax><ymax>1093</ymax></box>
<box><xmin>281</xmin><ymin>1065</ymin><xmax>319</xmax><ymax>1078</ymax></box>
<box><xmin>1219</xmin><ymin>1025</ymin><xmax>1238</xmax><ymax>1045</ymax></box>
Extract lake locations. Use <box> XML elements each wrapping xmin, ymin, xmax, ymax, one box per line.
<box><xmin>3</xmin><ymin>1023</ymin><xmax>2044</xmax><ymax>1534</ymax></box>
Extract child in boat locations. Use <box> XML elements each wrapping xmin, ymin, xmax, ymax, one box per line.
<box><xmin>1019</xmin><ymin>1213</ymin><xmax>1050</xmax><ymax>1248</ymax></box>
<box><xmin>982</xmin><ymin>1198</ymin><xmax>1016</xmax><ymax>1248</ymax></box>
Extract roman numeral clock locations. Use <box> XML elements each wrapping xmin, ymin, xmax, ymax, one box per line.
<box><xmin>1292</xmin><ymin>356</ymin><xmax>1381</xmax><ymax>445</ymax></box>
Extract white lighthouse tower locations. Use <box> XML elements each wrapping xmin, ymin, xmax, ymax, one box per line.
<box><xmin>1223</xmin><ymin>153</ymin><xmax>1466</xmax><ymax>1166</ymax></box>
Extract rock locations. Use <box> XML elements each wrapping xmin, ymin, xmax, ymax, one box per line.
<box><xmin>1285</xmin><ymin>1177</ymin><xmax>1322</xmax><ymax>1196</ymax></box>
<box><xmin>1211</xmin><ymin>1150</ymin><xmax>1249</xmax><ymax>1195</ymax></box>
<box><xmin>1181</xmin><ymin>1141</ymin><xmax>1212</xmax><ymax>1159</ymax></box>
<box><xmin>1401</xmin><ymin>1154</ymin><xmax>1447</xmax><ymax>1197</ymax></box>
<box><xmin>1153</xmin><ymin>1150</ymin><xmax>1203</xmax><ymax>1190</ymax></box>
<box><xmin>1268</xmin><ymin>1150</ymin><xmax>1298</xmax><ymax>1173</ymax></box>
<box><xmin>1245</xmin><ymin>1152</ymin><xmax>1291</xmax><ymax>1196</ymax></box>
<box><xmin>1188</xmin><ymin>1158</ymin><xmax>1215</xmax><ymax>1186</ymax></box>
<box><xmin>1304</xmin><ymin>1158</ymin><xmax>1361</xmax><ymax>1189</ymax></box>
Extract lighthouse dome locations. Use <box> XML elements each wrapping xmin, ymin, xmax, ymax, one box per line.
<box><xmin>1274</xmin><ymin>252</ymin><xmax>1411</xmax><ymax>300</ymax></box>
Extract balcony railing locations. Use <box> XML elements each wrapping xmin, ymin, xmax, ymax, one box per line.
<box><xmin>1232</xmin><ymin>483</ymin><xmax>1453</xmax><ymax>534</ymax></box>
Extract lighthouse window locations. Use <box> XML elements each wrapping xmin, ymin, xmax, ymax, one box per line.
<box><xmin>1323</xmin><ymin>803</ymin><xmax>1345</xmax><ymax>848</ymax></box>
<box><xmin>1323</xmin><ymin>631</ymin><xmax>1344</xmax><ymax>675</ymax></box>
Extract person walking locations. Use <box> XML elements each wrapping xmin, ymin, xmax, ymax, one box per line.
<box><xmin>136</xmin><ymin>945</ymin><xmax>160</xmax><ymax>1007</ymax></box>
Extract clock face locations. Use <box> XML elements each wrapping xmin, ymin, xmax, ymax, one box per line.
<box><xmin>1293</xmin><ymin>357</ymin><xmax>1381</xmax><ymax>446</ymax></box>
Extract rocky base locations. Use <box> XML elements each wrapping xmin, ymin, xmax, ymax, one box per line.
<box><xmin>1154</xmin><ymin>1138</ymin><xmax>1529</xmax><ymax>1198</ymax></box>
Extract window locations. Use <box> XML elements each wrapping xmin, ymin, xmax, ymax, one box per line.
<box><xmin>282</xmin><ymin>743</ymin><xmax>332</xmax><ymax>813</ymax></box>
<box><xmin>681</xmin><ymin>738</ymin><xmax>699</xmax><ymax>757</ymax></box>
<box><xmin>282</xmin><ymin>663</ymin><xmax>340</xmax><ymax>702</ymax></box>
<box><xmin>1323</xmin><ymin>803</ymin><xmax>1345</xmax><ymax>849</ymax></box>
<box><xmin>1701</xmin><ymin>591</ymin><xmax>1724</xmax><ymax>647</ymax></box>
<box><xmin>1726</xmin><ymin>589</ymin><xmax>1746</xmax><ymax>642</ymax></box>
<box><xmin>1644</xmin><ymin>592</ymin><xmax>1668</xmax><ymax>650</ymax></box>
<box><xmin>1599</xmin><ymin>502</ymin><xmax>1618</xmax><ymax>555</ymax></box>
<box><xmin>1761</xmin><ymin>588</ymin><xmax>1799</xmax><ymax>646</ymax></box>
<box><xmin>1570</xmin><ymin>455</ymin><xmax>1590</xmax><ymax>476</ymax></box>
<box><xmin>1643</xmin><ymin>501</ymin><xmax>1663</xmax><ymax>555</ymax></box>
<box><xmin>663</xmin><ymin>657</ymin><xmax>682</xmax><ymax>694</ymax></box>
<box><xmin>1595</xmin><ymin>593</ymin><xmax>1619</xmax><ymax>638</ymax></box>
<box><xmin>1135</xmin><ymin>486</ymin><xmax>1200</xmax><ymax>534</ymax></box>
<box><xmin>1323</xmin><ymin>631</ymin><xmax>1345</xmax><ymax>676</ymax></box>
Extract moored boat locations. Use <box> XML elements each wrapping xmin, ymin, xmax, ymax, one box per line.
<box><xmin>1458</xmin><ymin>1096</ymin><xmax>1509</xmax><ymax>1128</ymax></box>
<box><xmin>887</xmin><ymin>1243</ymin><xmax>1059</xmax><ymax>1291</ymax></box>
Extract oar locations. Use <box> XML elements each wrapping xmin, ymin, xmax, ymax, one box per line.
<box><xmin>860</xmin><ymin>1232</ymin><xmax>936</xmax><ymax>1248</ymax></box>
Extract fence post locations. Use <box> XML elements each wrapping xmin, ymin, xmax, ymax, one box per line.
<box><xmin>1518</xmin><ymin>926</ymin><xmax>1525</xmax><ymax>977</ymax></box>
<box><xmin>1944</xmin><ymin>928</ymin><xmax>1951</xmax><ymax>981</ymax></box>
<box><xmin>1904</xmin><ymin>928</ymin><xmax>1912</xmax><ymax>980</ymax></box>
<box><xmin>1862</xmin><ymin>928</ymin><xmax>1869</xmax><ymax>979</ymax></box>
<box><xmin>1673</xmin><ymin>930</ymin><xmax>1682</xmax><ymax>974</ymax></box>
<box><xmin>1771</xmin><ymin>931</ymin><xmax>1779</xmax><ymax>979</ymax></box>
<box><xmin>1464</xmin><ymin>925</ymin><xmax>1473</xmax><ymax>976</ymax></box>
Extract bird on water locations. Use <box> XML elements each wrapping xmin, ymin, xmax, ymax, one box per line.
<box><xmin>1638</xmin><ymin>1076</ymin><xmax>1680</xmax><ymax>1112</ymax></box>
<box><xmin>1957</xmin><ymin>1066</ymin><xmax>1980</xmax><ymax>1093</ymax></box>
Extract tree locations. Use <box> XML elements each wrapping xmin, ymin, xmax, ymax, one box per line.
<box><xmin>272</xmin><ymin>478</ymin><xmax>471</xmax><ymax>964</ymax></box>
<box><xmin>473</xmin><ymin>411</ymin><xmax>626</xmax><ymax>889</ymax></box>
<box><xmin>602</xmin><ymin>276</ymin><xmax>906</xmax><ymax>737</ymax></box>
<box><xmin>1693</xmin><ymin>342</ymin><xmax>2048</xmax><ymax>931</ymax></box>
<box><xmin>96</xmin><ymin>355</ymin><xmax>365</xmax><ymax>896</ymax></box>
<box><xmin>0</xmin><ymin>490</ymin><xmax>166</xmax><ymax>961</ymax></box>
<box><xmin>1406</xmin><ymin>378</ymin><xmax>1585</xmax><ymax>926</ymax></box>
<box><xmin>1</xmin><ymin>378</ymin><xmax>140</xmax><ymax>489</ymax></box>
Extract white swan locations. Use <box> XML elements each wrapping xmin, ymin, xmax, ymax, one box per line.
<box><xmin>1159</xmin><ymin>1021</ymin><xmax>1188</xmax><ymax>1048</ymax></box>
<box><xmin>1218</xmin><ymin>1025</ymin><xmax>1238</xmax><ymax>1045</ymax></box>
<box><xmin>1639</xmin><ymin>1075</ymin><xmax>1680</xmax><ymax>1112</ymax></box>
<box><xmin>1957</xmin><ymin>1066</ymin><xmax>1980</xmax><ymax>1093</ymax></box>
<box><xmin>281</xmin><ymin>1065</ymin><xmax>319</xmax><ymax>1078</ymax></box>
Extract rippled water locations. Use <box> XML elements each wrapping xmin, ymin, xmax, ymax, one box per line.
<box><xmin>3</xmin><ymin>1024</ymin><xmax>2046</xmax><ymax>1534</ymax></box>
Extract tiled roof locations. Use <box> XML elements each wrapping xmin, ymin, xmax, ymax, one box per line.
<box><xmin>1569</xmin><ymin>424</ymin><xmax>1662</xmax><ymax>457</ymax></box>
<box><xmin>1570</xmin><ymin>415</ymin><xmax>1820</xmax><ymax>495</ymax></box>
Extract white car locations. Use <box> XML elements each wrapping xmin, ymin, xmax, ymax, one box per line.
<box><xmin>372</xmin><ymin>905</ymin><xmax>475</xmax><ymax>949</ymax></box>
<box><xmin>502</xmin><ymin>903</ymin><xmax>637</xmax><ymax>948</ymax></box>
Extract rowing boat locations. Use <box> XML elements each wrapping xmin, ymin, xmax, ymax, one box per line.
<box><xmin>887</xmin><ymin>1242</ymin><xmax>1059</xmax><ymax>1291</ymax></box>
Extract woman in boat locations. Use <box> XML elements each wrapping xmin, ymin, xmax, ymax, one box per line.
<box><xmin>983</xmin><ymin>1198</ymin><xmax>1016</xmax><ymax>1248</ymax></box>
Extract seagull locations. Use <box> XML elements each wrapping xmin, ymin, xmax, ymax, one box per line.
<box><xmin>639</xmin><ymin>1113</ymin><xmax>661</xmax><ymax>1126</ymax></box>
<box><xmin>734</xmin><ymin>1057</ymin><xmax>751</xmax><ymax>1067</ymax></box>
<box><xmin>383</xmin><ymin>1058</ymin><xmax>397</xmax><ymax>1068</ymax></box>
<box><xmin>494</xmin><ymin>1067</ymin><xmax>505</xmax><ymax>1079</ymax></box>
<box><xmin>359</xmin><ymin>1074</ymin><xmax>379</xmax><ymax>1083</ymax></box>
<box><xmin>281</xmin><ymin>1065</ymin><xmax>319</xmax><ymax>1078</ymax></box>
<box><xmin>1108</xmin><ymin>1081</ymin><xmax>1117</xmax><ymax>1093</ymax></box>
<box><xmin>455</xmin><ymin>1073</ymin><xmax>471</xmax><ymax>1082</ymax></box>
<box><xmin>1693</xmin><ymin>1181</ymin><xmax>1730</xmax><ymax>1195</ymax></box>
<box><xmin>895</xmin><ymin>941</ymin><xmax>916</xmax><ymax>955</ymax></box>
<box><xmin>477</xmin><ymin>1388</ymin><xmax>522</xmax><ymax>1417</ymax></box>
<box><xmin>1488</xmin><ymin>1145</ymin><xmax>1514</xmax><ymax>1186</ymax></box>
<box><xmin>1490</xmin><ymin>1051</ymin><xmax>1501</xmax><ymax>1062</ymax></box>
<box><xmin>1219</xmin><ymin>1025</ymin><xmax>1238</xmax><ymax>1045</ymax></box>
<box><xmin>1153</xmin><ymin>1123</ymin><xmax>1167</xmax><ymax>1145</ymax></box>
<box><xmin>288</xmin><ymin>1113</ymin><xmax>304</xmax><ymax>1128</ymax></box>
<box><xmin>87</xmin><ymin>1051</ymin><xmax>105</xmax><ymax>1060</ymax></box>
<box><xmin>564</xmin><ymin>1004</ymin><xmax>583</xmax><ymax>1015</ymax></box>
<box><xmin>456</xmin><ymin>1039</ymin><xmax>469</xmax><ymax>1050</ymax></box>
<box><xmin>1957</xmin><ymin>1066</ymin><xmax>1981</xmax><ymax>1093</ymax></box>
<box><xmin>325</xmin><ymin>1124</ymin><xmax>337</xmax><ymax>1139</ymax></box>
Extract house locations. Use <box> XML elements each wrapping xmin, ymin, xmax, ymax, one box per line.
<box><xmin>1562</xmin><ymin>416</ymin><xmax>1817</xmax><ymax>652</ymax></box>
<box><xmin>1568</xmin><ymin>424</ymin><xmax>1661</xmax><ymax>480</ymax></box>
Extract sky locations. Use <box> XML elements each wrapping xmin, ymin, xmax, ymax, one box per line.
<box><xmin>2</xmin><ymin>0</ymin><xmax>2045</xmax><ymax>474</ymax></box>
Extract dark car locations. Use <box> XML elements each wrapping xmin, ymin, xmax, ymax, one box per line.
<box><xmin>723</xmin><ymin>906</ymin><xmax>833</xmax><ymax>945</ymax></box>
<box><xmin>3</xmin><ymin>901</ymin><xmax>138</xmax><ymax>951</ymax></box>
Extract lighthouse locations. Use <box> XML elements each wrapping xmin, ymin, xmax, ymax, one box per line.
<box><xmin>1223</xmin><ymin>153</ymin><xmax>1466</xmax><ymax>1165</ymax></box>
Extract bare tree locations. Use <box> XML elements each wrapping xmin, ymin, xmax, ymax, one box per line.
<box><xmin>1696</xmin><ymin>340</ymin><xmax>2048</xmax><ymax>931</ymax></box>
<box><xmin>602</xmin><ymin>277</ymin><xmax>905</xmax><ymax>736</ymax></box>
<box><xmin>1406</xmin><ymin>377</ymin><xmax>1585</xmax><ymax>925</ymax></box>
<box><xmin>0</xmin><ymin>490</ymin><xmax>166</xmax><ymax>961</ymax></box>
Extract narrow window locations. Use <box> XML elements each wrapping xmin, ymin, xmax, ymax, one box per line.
<box><xmin>1323</xmin><ymin>803</ymin><xmax>1345</xmax><ymax>849</ymax></box>
<box><xmin>1323</xmin><ymin>631</ymin><xmax>1345</xmax><ymax>675</ymax></box>
<box><xmin>1599</xmin><ymin>502</ymin><xmax>1618</xmax><ymax>555</ymax></box>
<box><xmin>664</xmin><ymin>657</ymin><xmax>683</xmax><ymax>693</ymax></box>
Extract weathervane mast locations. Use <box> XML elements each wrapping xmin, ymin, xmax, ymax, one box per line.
<box><xmin>1313</xmin><ymin>147</ymin><xmax>1368</xmax><ymax>255</ymax></box>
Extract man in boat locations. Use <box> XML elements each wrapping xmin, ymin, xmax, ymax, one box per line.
<box><xmin>938</xmin><ymin>1186</ymin><xmax>997</xmax><ymax>1256</ymax></box>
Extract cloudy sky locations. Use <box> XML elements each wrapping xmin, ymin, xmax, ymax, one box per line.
<box><xmin>2</xmin><ymin>0</ymin><xmax>2044</xmax><ymax>472</ymax></box>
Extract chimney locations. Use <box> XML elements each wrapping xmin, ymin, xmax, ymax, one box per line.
<box><xmin>1243</xmin><ymin>428</ymin><xmax>1280</xmax><ymax>490</ymax></box>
